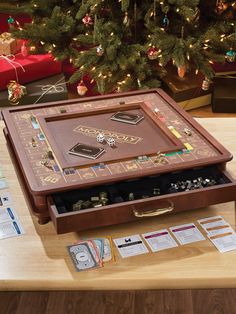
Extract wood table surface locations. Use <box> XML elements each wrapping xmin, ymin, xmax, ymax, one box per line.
<box><xmin>0</xmin><ymin>117</ymin><xmax>236</xmax><ymax>291</ymax></box>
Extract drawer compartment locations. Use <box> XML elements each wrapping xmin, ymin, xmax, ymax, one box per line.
<box><xmin>48</xmin><ymin>166</ymin><xmax>236</xmax><ymax>234</ymax></box>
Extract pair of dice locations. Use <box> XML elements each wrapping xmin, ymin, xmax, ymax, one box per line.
<box><xmin>97</xmin><ymin>133</ymin><xmax>116</xmax><ymax>147</ymax></box>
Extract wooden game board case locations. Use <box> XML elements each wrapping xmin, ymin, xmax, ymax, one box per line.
<box><xmin>2</xmin><ymin>89</ymin><xmax>236</xmax><ymax>234</ymax></box>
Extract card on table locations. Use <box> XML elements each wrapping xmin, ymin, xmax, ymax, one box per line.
<box><xmin>68</xmin><ymin>241</ymin><xmax>102</xmax><ymax>272</ymax></box>
<box><xmin>110</xmin><ymin>111</ymin><xmax>144</xmax><ymax>125</ymax></box>
<box><xmin>113</xmin><ymin>234</ymin><xmax>149</xmax><ymax>258</ymax></box>
<box><xmin>142</xmin><ymin>229</ymin><xmax>178</xmax><ymax>252</ymax></box>
<box><xmin>0</xmin><ymin>191</ymin><xmax>13</xmax><ymax>207</ymax></box>
<box><xmin>197</xmin><ymin>216</ymin><xmax>234</xmax><ymax>236</ymax></box>
<box><xmin>0</xmin><ymin>206</ymin><xmax>18</xmax><ymax>223</ymax></box>
<box><xmin>170</xmin><ymin>223</ymin><xmax>205</xmax><ymax>245</ymax></box>
<box><xmin>0</xmin><ymin>179</ymin><xmax>8</xmax><ymax>190</ymax></box>
<box><xmin>208</xmin><ymin>232</ymin><xmax>236</xmax><ymax>253</ymax></box>
<box><xmin>69</xmin><ymin>143</ymin><xmax>105</xmax><ymax>160</ymax></box>
<box><xmin>0</xmin><ymin>220</ymin><xmax>24</xmax><ymax>239</ymax></box>
<box><xmin>103</xmin><ymin>237</ymin><xmax>114</xmax><ymax>262</ymax></box>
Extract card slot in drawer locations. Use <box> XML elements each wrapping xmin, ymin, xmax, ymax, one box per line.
<box><xmin>48</xmin><ymin>166</ymin><xmax>236</xmax><ymax>234</ymax></box>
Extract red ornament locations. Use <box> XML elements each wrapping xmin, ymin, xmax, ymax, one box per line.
<box><xmin>147</xmin><ymin>47</ymin><xmax>158</xmax><ymax>60</ymax></box>
<box><xmin>77</xmin><ymin>80</ymin><xmax>88</xmax><ymax>96</ymax></box>
<box><xmin>82</xmin><ymin>14</ymin><xmax>93</xmax><ymax>26</ymax></box>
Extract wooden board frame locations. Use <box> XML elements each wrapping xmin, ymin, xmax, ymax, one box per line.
<box><xmin>1</xmin><ymin>89</ymin><xmax>233</xmax><ymax>198</ymax></box>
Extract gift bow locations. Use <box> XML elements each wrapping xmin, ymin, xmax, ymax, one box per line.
<box><xmin>0</xmin><ymin>54</ymin><xmax>25</xmax><ymax>83</ymax></box>
<box><xmin>0</xmin><ymin>32</ymin><xmax>12</xmax><ymax>42</ymax></box>
<box><xmin>34</xmin><ymin>77</ymin><xmax>66</xmax><ymax>104</ymax></box>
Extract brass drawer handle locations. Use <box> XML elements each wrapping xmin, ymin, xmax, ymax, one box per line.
<box><xmin>133</xmin><ymin>200</ymin><xmax>174</xmax><ymax>217</ymax></box>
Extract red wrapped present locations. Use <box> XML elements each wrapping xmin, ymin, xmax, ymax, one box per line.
<box><xmin>0</xmin><ymin>53</ymin><xmax>62</xmax><ymax>91</ymax></box>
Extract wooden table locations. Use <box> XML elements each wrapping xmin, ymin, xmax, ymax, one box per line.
<box><xmin>0</xmin><ymin>117</ymin><xmax>236</xmax><ymax>291</ymax></box>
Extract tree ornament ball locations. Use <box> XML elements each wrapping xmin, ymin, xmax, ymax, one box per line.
<box><xmin>77</xmin><ymin>81</ymin><xmax>88</xmax><ymax>96</ymax></box>
<box><xmin>96</xmin><ymin>45</ymin><xmax>104</xmax><ymax>56</ymax></box>
<box><xmin>215</xmin><ymin>0</ymin><xmax>229</xmax><ymax>15</ymax></box>
<box><xmin>226</xmin><ymin>49</ymin><xmax>236</xmax><ymax>62</ymax></box>
<box><xmin>82</xmin><ymin>14</ymin><xmax>93</xmax><ymax>26</ymax></box>
<box><xmin>177</xmin><ymin>65</ymin><xmax>186</xmax><ymax>78</ymax></box>
<box><xmin>202</xmin><ymin>77</ymin><xmax>211</xmax><ymax>91</ymax></box>
<box><xmin>147</xmin><ymin>47</ymin><xmax>158</xmax><ymax>60</ymax></box>
<box><xmin>163</xmin><ymin>15</ymin><xmax>169</xmax><ymax>28</ymax></box>
<box><xmin>123</xmin><ymin>12</ymin><xmax>130</xmax><ymax>26</ymax></box>
<box><xmin>7</xmin><ymin>16</ymin><xmax>15</xmax><ymax>25</ymax></box>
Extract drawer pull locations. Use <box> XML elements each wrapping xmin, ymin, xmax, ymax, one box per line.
<box><xmin>133</xmin><ymin>200</ymin><xmax>174</xmax><ymax>217</ymax></box>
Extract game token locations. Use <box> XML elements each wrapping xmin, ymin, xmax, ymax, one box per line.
<box><xmin>128</xmin><ymin>193</ymin><xmax>134</xmax><ymax>201</ymax></box>
<box><xmin>82</xmin><ymin>200</ymin><xmax>92</xmax><ymax>209</ymax></box>
<box><xmin>60</xmin><ymin>108</ymin><xmax>67</xmax><ymax>113</ymax></box>
<box><xmin>91</xmin><ymin>196</ymin><xmax>100</xmax><ymax>202</ymax></box>
<box><xmin>153</xmin><ymin>188</ymin><xmax>161</xmax><ymax>196</ymax></box>
<box><xmin>184</xmin><ymin>128</ymin><xmax>192</xmax><ymax>136</ymax></box>
<box><xmin>72</xmin><ymin>200</ymin><xmax>83</xmax><ymax>211</ymax></box>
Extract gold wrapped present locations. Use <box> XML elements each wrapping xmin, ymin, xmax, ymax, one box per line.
<box><xmin>0</xmin><ymin>32</ymin><xmax>19</xmax><ymax>55</ymax></box>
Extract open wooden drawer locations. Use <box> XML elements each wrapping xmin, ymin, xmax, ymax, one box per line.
<box><xmin>48</xmin><ymin>165</ymin><xmax>236</xmax><ymax>234</ymax></box>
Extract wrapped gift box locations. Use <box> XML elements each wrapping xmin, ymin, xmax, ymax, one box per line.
<box><xmin>212</xmin><ymin>76</ymin><xmax>236</xmax><ymax>113</ymax></box>
<box><xmin>0</xmin><ymin>74</ymin><xmax>68</xmax><ymax>107</ymax></box>
<box><xmin>0</xmin><ymin>32</ymin><xmax>19</xmax><ymax>55</ymax></box>
<box><xmin>0</xmin><ymin>53</ymin><xmax>62</xmax><ymax>91</ymax></box>
<box><xmin>161</xmin><ymin>64</ymin><xmax>212</xmax><ymax>110</ymax></box>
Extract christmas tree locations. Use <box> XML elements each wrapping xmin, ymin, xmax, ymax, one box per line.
<box><xmin>1</xmin><ymin>0</ymin><xmax>236</xmax><ymax>94</ymax></box>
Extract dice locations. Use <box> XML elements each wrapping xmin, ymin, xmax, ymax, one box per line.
<box><xmin>97</xmin><ymin>132</ymin><xmax>105</xmax><ymax>143</ymax></box>
<box><xmin>106</xmin><ymin>137</ymin><xmax>116</xmax><ymax>147</ymax></box>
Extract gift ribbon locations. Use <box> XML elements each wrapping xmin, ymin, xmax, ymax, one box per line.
<box><xmin>0</xmin><ymin>54</ymin><xmax>26</xmax><ymax>83</ymax></box>
<box><xmin>34</xmin><ymin>76</ymin><xmax>67</xmax><ymax>104</ymax></box>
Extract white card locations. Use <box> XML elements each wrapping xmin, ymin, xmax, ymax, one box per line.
<box><xmin>113</xmin><ymin>234</ymin><xmax>149</xmax><ymax>258</ymax></box>
<box><xmin>0</xmin><ymin>179</ymin><xmax>8</xmax><ymax>190</ymax></box>
<box><xmin>198</xmin><ymin>216</ymin><xmax>228</xmax><ymax>231</ymax></box>
<box><xmin>170</xmin><ymin>223</ymin><xmax>205</xmax><ymax>245</ymax></box>
<box><xmin>0</xmin><ymin>220</ymin><xmax>24</xmax><ymax>240</ymax></box>
<box><xmin>142</xmin><ymin>229</ymin><xmax>178</xmax><ymax>252</ymax></box>
<box><xmin>0</xmin><ymin>206</ymin><xmax>18</xmax><ymax>223</ymax></box>
<box><xmin>208</xmin><ymin>232</ymin><xmax>236</xmax><ymax>253</ymax></box>
<box><xmin>205</xmin><ymin>225</ymin><xmax>234</xmax><ymax>237</ymax></box>
<box><xmin>0</xmin><ymin>191</ymin><xmax>13</xmax><ymax>207</ymax></box>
